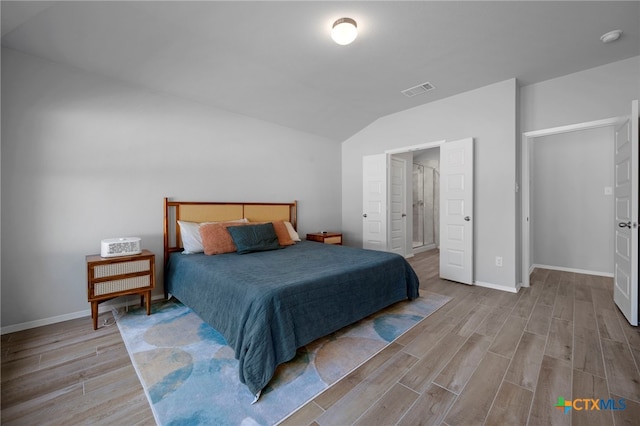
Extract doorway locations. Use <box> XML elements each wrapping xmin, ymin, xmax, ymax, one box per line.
<box><xmin>365</xmin><ymin>138</ymin><xmax>474</xmax><ymax>284</ymax></box>
<box><xmin>531</xmin><ymin>126</ymin><xmax>614</xmax><ymax>275</ymax></box>
<box><xmin>522</xmin><ymin>106</ymin><xmax>638</xmax><ymax>326</ymax></box>
<box><xmin>521</xmin><ymin>116</ymin><xmax>625</xmax><ymax>286</ymax></box>
<box><xmin>412</xmin><ymin>149</ymin><xmax>440</xmax><ymax>254</ymax></box>
<box><xmin>376</xmin><ymin>140</ymin><xmax>444</xmax><ymax>257</ymax></box>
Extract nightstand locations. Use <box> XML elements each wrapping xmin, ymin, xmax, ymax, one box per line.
<box><xmin>86</xmin><ymin>249</ymin><xmax>155</xmax><ymax>330</ymax></box>
<box><xmin>306</xmin><ymin>232</ymin><xmax>342</xmax><ymax>245</ymax></box>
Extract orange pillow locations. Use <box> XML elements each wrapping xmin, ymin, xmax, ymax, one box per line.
<box><xmin>200</xmin><ymin>222</ymin><xmax>254</xmax><ymax>255</ymax></box>
<box><xmin>271</xmin><ymin>221</ymin><xmax>295</xmax><ymax>246</ymax></box>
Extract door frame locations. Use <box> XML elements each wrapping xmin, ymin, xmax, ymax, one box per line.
<box><xmin>520</xmin><ymin>116</ymin><xmax>626</xmax><ymax>287</ymax></box>
<box><xmin>385</xmin><ymin>140</ymin><xmax>445</xmax><ymax>155</ymax></box>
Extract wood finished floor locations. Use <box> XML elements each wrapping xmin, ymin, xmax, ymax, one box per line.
<box><xmin>2</xmin><ymin>249</ymin><xmax>639</xmax><ymax>425</ymax></box>
<box><xmin>281</xmin><ymin>250</ymin><xmax>640</xmax><ymax>426</ymax></box>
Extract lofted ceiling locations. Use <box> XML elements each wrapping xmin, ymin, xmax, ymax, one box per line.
<box><xmin>2</xmin><ymin>1</ymin><xmax>639</xmax><ymax>141</ymax></box>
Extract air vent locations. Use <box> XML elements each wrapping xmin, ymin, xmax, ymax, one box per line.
<box><xmin>401</xmin><ymin>82</ymin><xmax>436</xmax><ymax>98</ymax></box>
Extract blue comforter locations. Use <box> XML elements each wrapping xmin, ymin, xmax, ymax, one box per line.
<box><xmin>165</xmin><ymin>241</ymin><xmax>419</xmax><ymax>397</ymax></box>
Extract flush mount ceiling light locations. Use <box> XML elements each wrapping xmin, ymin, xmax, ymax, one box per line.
<box><xmin>331</xmin><ymin>17</ymin><xmax>358</xmax><ymax>45</ymax></box>
<box><xmin>600</xmin><ymin>29</ymin><xmax>623</xmax><ymax>43</ymax></box>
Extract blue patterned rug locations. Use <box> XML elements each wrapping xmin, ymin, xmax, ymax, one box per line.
<box><xmin>117</xmin><ymin>292</ymin><xmax>451</xmax><ymax>425</ymax></box>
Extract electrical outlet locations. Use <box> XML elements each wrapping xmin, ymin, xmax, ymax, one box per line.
<box><xmin>495</xmin><ymin>256</ymin><xmax>503</xmax><ymax>267</ymax></box>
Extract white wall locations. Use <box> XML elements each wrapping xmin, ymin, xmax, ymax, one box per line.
<box><xmin>520</xmin><ymin>56</ymin><xmax>640</xmax><ymax>133</ymax></box>
<box><xmin>342</xmin><ymin>79</ymin><xmax>518</xmax><ymax>291</ymax></box>
<box><xmin>532</xmin><ymin>127</ymin><xmax>614</xmax><ymax>274</ymax></box>
<box><xmin>1</xmin><ymin>48</ymin><xmax>342</xmax><ymax>331</ymax></box>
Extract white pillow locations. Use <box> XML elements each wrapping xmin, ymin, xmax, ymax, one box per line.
<box><xmin>284</xmin><ymin>221</ymin><xmax>301</xmax><ymax>242</ymax></box>
<box><xmin>178</xmin><ymin>219</ymin><xmax>247</xmax><ymax>254</ymax></box>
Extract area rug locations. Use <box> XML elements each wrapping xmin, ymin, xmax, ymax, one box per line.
<box><xmin>117</xmin><ymin>292</ymin><xmax>451</xmax><ymax>426</ymax></box>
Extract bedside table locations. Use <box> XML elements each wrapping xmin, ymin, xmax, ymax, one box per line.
<box><xmin>86</xmin><ymin>249</ymin><xmax>155</xmax><ymax>330</ymax></box>
<box><xmin>306</xmin><ymin>232</ymin><xmax>342</xmax><ymax>245</ymax></box>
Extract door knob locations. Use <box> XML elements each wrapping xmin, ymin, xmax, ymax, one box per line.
<box><xmin>464</xmin><ymin>216</ymin><xmax>471</xmax><ymax>221</ymax></box>
<box><xmin>402</xmin><ymin>213</ymin><xmax>407</xmax><ymax>217</ymax></box>
<box><xmin>363</xmin><ymin>214</ymin><xmax>367</xmax><ymax>218</ymax></box>
<box><xmin>618</xmin><ymin>221</ymin><xmax>631</xmax><ymax>228</ymax></box>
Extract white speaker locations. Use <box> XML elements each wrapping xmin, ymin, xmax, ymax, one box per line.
<box><xmin>100</xmin><ymin>237</ymin><xmax>142</xmax><ymax>257</ymax></box>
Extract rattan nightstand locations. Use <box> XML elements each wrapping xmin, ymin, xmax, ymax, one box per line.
<box><xmin>86</xmin><ymin>249</ymin><xmax>155</xmax><ymax>329</ymax></box>
<box><xmin>306</xmin><ymin>232</ymin><xmax>342</xmax><ymax>245</ymax></box>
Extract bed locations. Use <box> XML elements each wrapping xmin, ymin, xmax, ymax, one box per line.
<box><xmin>163</xmin><ymin>198</ymin><xmax>420</xmax><ymax>400</ymax></box>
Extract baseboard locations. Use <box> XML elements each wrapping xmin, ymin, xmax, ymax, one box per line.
<box><xmin>0</xmin><ymin>294</ymin><xmax>165</xmax><ymax>335</ymax></box>
<box><xmin>474</xmin><ymin>280</ymin><xmax>520</xmax><ymax>294</ymax></box>
<box><xmin>532</xmin><ymin>264</ymin><xmax>614</xmax><ymax>278</ymax></box>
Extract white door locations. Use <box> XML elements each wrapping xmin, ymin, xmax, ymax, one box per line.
<box><xmin>389</xmin><ymin>157</ymin><xmax>407</xmax><ymax>256</ymax></box>
<box><xmin>363</xmin><ymin>154</ymin><xmax>388</xmax><ymax>251</ymax></box>
<box><xmin>614</xmin><ymin>100</ymin><xmax>638</xmax><ymax>326</ymax></box>
<box><xmin>439</xmin><ymin>138</ymin><xmax>474</xmax><ymax>284</ymax></box>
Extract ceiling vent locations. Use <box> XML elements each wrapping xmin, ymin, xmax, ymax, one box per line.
<box><xmin>401</xmin><ymin>82</ymin><xmax>436</xmax><ymax>98</ymax></box>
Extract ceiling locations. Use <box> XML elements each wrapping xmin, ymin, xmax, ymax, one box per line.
<box><xmin>2</xmin><ymin>1</ymin><xmax>639</xmax><ymax>141</ymax></box>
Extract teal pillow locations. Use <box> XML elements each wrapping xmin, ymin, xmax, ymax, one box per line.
<box><xmin>227</xmin><ymin>223</ymin><xmax>281</xmax><ymax>254</ymax></box>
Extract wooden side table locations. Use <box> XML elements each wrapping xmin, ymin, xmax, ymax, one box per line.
<box><xmin>306</xmin><ymin>232</ymin><xmax>342</xmax><ymax>245</ymax></box>
<box><xmin>86</xmin><ymin>249</ymin><xmax>155</xmax><ymax>329</ymax></box>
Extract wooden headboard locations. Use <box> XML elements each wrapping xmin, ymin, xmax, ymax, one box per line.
<box><xmin>163</xmin><ymin>197</ymin><xmax>297</xmax><ymax>263</ymax></box>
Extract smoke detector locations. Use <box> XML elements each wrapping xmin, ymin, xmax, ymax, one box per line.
<box><xmin>600</xmin><ymin>30</ymin><xmax>622</xmax><ymax>44</ymax></box>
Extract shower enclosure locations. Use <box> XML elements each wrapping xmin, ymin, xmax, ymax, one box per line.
<box><xmin>412</xmin><ymin>163</ymin><xmax>439</xmax><ymax>251</ymax></box>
